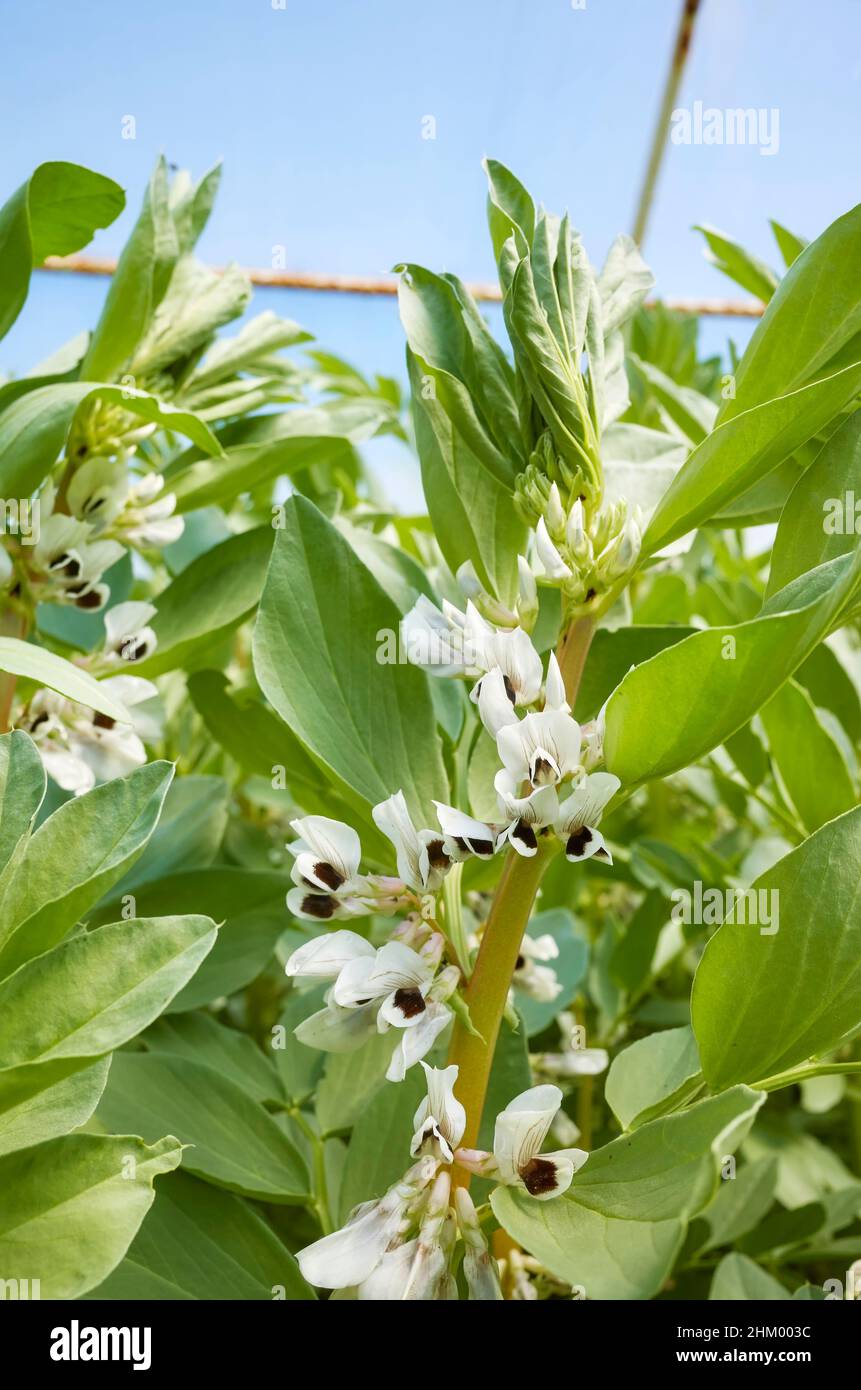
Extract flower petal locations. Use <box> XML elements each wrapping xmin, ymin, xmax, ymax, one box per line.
<box><xmin>285</xmin><ymin>930</ymin><xmax>375</xmax><ymax>980</ymax></box>
<box><xmin>517</xmin><ymin>1146</ymin><xmax>589</xmax><ymax>1201</ymax></box>
<box><xmin>287</xmin><ymin>815</ymin><xmax>362</xmax><ymax>885</ymax></box>
<box><xmin>386</xmin><ymin>1003</ymin><xmax>452</xmax><ymax>1081</ymax></box>
<box><xmin>493</xmin><ymin>1084</ymin><xmax>563</xmax><ymax>1185</ymax></box>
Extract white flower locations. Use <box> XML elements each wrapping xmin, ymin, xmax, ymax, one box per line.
<box><xmin>553</xmin><ymin>771</ymin><xmax>619</xmax><ymax>862</ymax></box>
<box><xmin>455</xmin><ymin>1187</ymin><xmax>503</xmax><ymax>1300</ymax></box>
<box><xmin>373</xmin><ymin>790</ymin><xmax>453</xmax><ymax>892</ymax></box>
<box><xmin>457</xmin><ymin>1085</ymin><xmax>589</xmax><ymax>1201</ymax></box>
<box><xmin>386</xmin><ymin>1000</ymin><xmax>453</xmax><ymax>1082</ymax></box>
<box><xmin>286</xmin><ymin>814</ymin><xmax>379</xmax><ymax>920</ymax></box>
<box><xmin>297</xmin><ymin>1156</ymin><xmax>438</xmax><ymax>1290</ymax></box>
<box><xmin>566</xmin><ymin>498</ymin><xmax>592</xmax><ymax>564</ymax></box>
<box><xmin>580</xmin><ymin>700</ymin><xmax>607</xmax><ymax>771</ymax></box>
<box><xmin>497</xmin><ymin>708</ymin><xmax>582</xmax><ymax>788</ymax></box>
<box><xmin>24</xmin><ymin>675</ymin><xmax>158</xmax><ymax>794</ymax></box>
<box><xmin>69</xmin><ymin>462</ymin><xmax>183</xmax><ymax>550</ymax></box>
<box><xmin>333</xmin><ymin>939</ymin><xmax>435</xmax><ymax>1018</ymax></box>
<box><xmin>30</xmin><ymin>487</ymin><xmax>124</xmax><ymax>610</ymax></box>
<box><xmin>543</xmin><ymin>652</ymin><xmax>570</xmax><ymax>713</ymax></box>
<box><xmin>432</xmin><ymin>800</ymin><xmax>496</xmax><ymax>861</ymax></box>
<box><xmin>358</xmin><ymin>1169</ymin><xmax>453</xmax><ymax>1301</ymax></box>
<box><xmin>285</xmin><ymin>929</ymin><xmax>375</xmax><ymax>981</ymax></box>
<box><xmin>100</xmin><ymin>600</ymin><xmax>157</xmax><ymax>666</ymax></box>
<box><xmin>534</xmin><ymin>516</ymin><xmax>572</xmax><ymax>579</ymax></box>
<box><xmin>474</xmin><ymin>666</ymin><xmax>519</xmax><ymax>738</ymax></box>
<box><xmin>494</xmin><ymin>771</ymin><xmax>558</xmax><ymax>857</ymax></box>
<box><xmin>411</xmin><ymin>1062</ymin><xmax>466</xmax><ymax>1163</ymax></box>
<box><xmin>534</xmin><ymin>1047</ymin><xmax>609</xmax><ymax>1078</ymax></box>
<box><xmin>513</xmin><ymin>933</ymin><xmax>563</xmax><ymax>1002</ymax></box>
<box><xmin>401</xmin><ymin>595</ymin><xmax>542</xmax><ymax>705</ymax></box>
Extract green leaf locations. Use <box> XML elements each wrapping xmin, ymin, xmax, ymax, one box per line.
<box><xmin>700</xmin><ymin>1157</ymin><xmax>779</xmax><ymax>1252</ymax></box>
<box><xmin>492</xmin><ymin>1189</ymin><xmax>684</xmax><ymax>1300</ymax></box>
<box><xmin>168</xmin><ymin>401</ymin><xmax>388</xmax><ymax>513</ymax></box>
<box><xmin>142</xmin><ymin>1013</ymin><xmax>282</xmax><ymax>1105</ymax></box>
<box><xmin>694</xmin><ymin>224</ymin><xmax>779</xmax><ymax>302</ymax></box>
<box><xmin>84</xmin><ymin>1170</ymin><xmax>314</xmax><ymax>1300</ymax></box>
<box><xmin>709</xmin><ymin>1252</ymin><xmax>790</xmax><ymax>1301</ymax></box>
<box><xmin>691</xmin><ymin>807</ymin><xmax>861</xmax><ymax>1090</ymax></box>
<box><xmin>770</xmin><ymin>219</ymin><xmax>807</xmax><ymax>270</ymax></box>
<box><xmin>97</xmin><ymin>1051</ymin><xmax>308</xmax><ymax>1203</ymax></box>
<box><xmin>569</xmin><ymin>1086</ymin><xmax>765</xmax><ymax>1221</ymax></box>
<box><xmin>0</xmin><ymin>730</ymin><xmax>45</xmax><ymax>877</ymax></box>
<box><xmin>0</xmin><ymin>381</ymin><xmax>220</xmax><ymax>500</ymax></box>
<box><xmin>768</xmin><ymin>411</ymin><xmax>861</xmax><ymax>596</ymax></box>
<box><xmin>0</xmin><ymin>1132</ymin><xmax>182</xmax><ymax>1299</ymax></box>
<box><xmin>92</xmin><ymin>868</ymin><xmax>286</xmax><ymax>1011</ymax></box>
<box><xmin>604</xmin><ymin>555</ymin><xmax>861</xmax><ymax>788</ymax></box>
<box><xmin>574</xmin><ymin>625</ymin><xmax>694</xmax><ymax>722</ymax></box>
<box><xmin>338</xmin><ymin>1066</ymin><xmax>425</xmax><ymax>1221</ymax></box>
<box><xmin>82</xmin><ymin>156</ymin><xmax>178</xmax><ymax>383</ymax></box>
<box><xmin>0</xmin><ymin>761</ymin><xmax>174</xmax><ymax>975</ymax></box>
<box><xmin>253</xmin><ymin>496</ymin><xmax>448</xmax><ymax>823</ymax></box>
<box><xmin>759</xmin><ymin>679</ymin><xmax>856</xmax><ymax>833</ymax></box>
<box><xmin>605</xmin><ymin>1026</ymin><xmax>702</xmax><ymax>1130</ymax></box>
<box><xmin>0</xmin><ymin>161</ymin><xmax>123</xmax><ymax>341</ymax></box>
<box><xmin>643</xmin><ymin>362</ymin><xmax>861</xmax><ymax>554</ymax></box>
<box><xmin>131</xmin><ymin>527</ymin><xmax>274</xmax><ymax>678</ymax></box>
<box><xmin>0</xmin><ymin>1057</ymin><xmax>110</xmax><ymax>1157</ymax></box>
<box><xmin>273</xmin><ymin>986</ymin><xmax>327</xmax><ymax>1105</ymax></box>
<box><xmin>105</xmin><ymin>775</ymin><xmax>229</xmax><ymax>894</ymax></box>
<box><xmin>0</xmin><ymin>915</ymin><xmax>216</xmax><ymax>1069</ymax></box>
<box><xmin>724</xmin><ymin>201</ymin><xmax>861</xmax><ymax>412</ymax></box>
<box><xmin>316</xmin><ymin>1031</ymin><xmax>398</xmax><ymax>1136</ymax></box>
<box><xmin>0</xmin><ymin>638</ymin><xmax>131</xmax><ymax>723</ymax></box>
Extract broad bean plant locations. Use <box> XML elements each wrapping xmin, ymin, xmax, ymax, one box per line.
<box><xmin>0</xmin><ymin>156</ymin><xmax>859</xmax><ymax>1303</ymax></box>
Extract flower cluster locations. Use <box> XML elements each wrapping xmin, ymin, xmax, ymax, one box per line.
<box><xmin>296</xmin><ymin>1064</ymin><xmax>587</xmax><ymax>1299</ymax></box>
<box><xmin>21</xmin><ymin>601</ymin><xmax>161</xmax><ymax>795</ymax></box>
<box><xmin>403</xmin><ymin>594</ymin><xmax>620</xmax><ymax>863</ymax></box>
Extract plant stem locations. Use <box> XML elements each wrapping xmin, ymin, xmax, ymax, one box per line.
<box><xmin>448</xmin><ymin>616</ymin><xmax>595</xmax><ymax>1183</ymax></box>
<box><xmin>753</xmin><ymin>1061</ymin><xmax>861</xmax><ymax>1093</ymax></box>
<box><xmin>0</xmin><ymin>608</ymin><xmax>27</xmax><ymax>733</ymax></box>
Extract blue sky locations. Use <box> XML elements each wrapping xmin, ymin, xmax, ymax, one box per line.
<box><xmin>2</xmin><ymin>0</ymin><xmax>859</xmax><ymax>504</ymax></box>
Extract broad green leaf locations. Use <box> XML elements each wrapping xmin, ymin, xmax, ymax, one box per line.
<box><xmin>0</xmin><ymin>381</ymin><xmax>220</xmax><ymax>500</ymax></box>
<box><xmin>759</xmin><ymin>679</ymin><xmax>856</xmax><ymax>832</ymax></box>
<box><xmin>795</xmin><ymin>641</ymin><xmax>861</xmax><ymax>744</ymax></box>
<box><xmin>97</xmin><ymin>1052</ymin><xmax>308</xmax><ymax>1202</ymax></box>
<box><xmin>0</xmin><ymin>730</ymin><xmax>45</xmax><ymax>876</ymax></box>
<box><xmin>692</xmin><ymin>807</ymin><xmax>861</xmax><ymax>1089</ymax></box>
<box><xmin>338</xmin><ymin>1066</ymin><xmax>425</xmax><ymax>1221</ymax></box>
<box><xmin>132</xmin><ymin>527</ymin><xmax>273</xmax><ymax>677</ymax></box>
<box><xmin>253</xmin><ymin>496</ymin><xmax>448</xmax><ymax>822</ymax></box>
<box><xmin>316</xmin><ymin>1031</ymin><xmax>398</xmax><ymax>1136</ymax></box>
<box><xmin>604</xmin><ymin>555</ymin><xmax>861</xmax><ymax>788</ymax></box>
<box><xmin>768</xmin><ymin>411</ymin><xmax>861</xmax><ymax>596</ymax></box>
<box><xmin>574</xmin><ymin>625</ymin><xmax>694</xmax><ymax>722</ymax></box>
<box><xmin>84</xmin><ymin>1170</ymin><xmax>314</xmax><ymax>1300</ymax></box>
<box><xmin>168</xmin><ymin>401</ymin><xmax>388</xmax><ymax>513</ymax></box>
<box><xmin>82</xmin><ymin>155</ymin><xmax>178</xmax><ymax>382</ymax></box>
<box><xmin>105</xmin><ymin>775</ymin><xmax>229</xmax><ymax>894</ymax></box>
<box><xmin>0</xmin><ymin>915</ymin><xmax>216</xmax><ymax>1068</ymax></box>
<box><xmin>770</xmin><ymin>219</ymin><xmax>807</xmax><ymax>269</ymax></box>
<box><xmin>569</xmin><ymin>1086</ymin><xmax>764</xmax><ymax>1221</ymax></box>
<box><xmin>142</xmin><ymin>1013</ymin><xmax>282</xmax><ymax>1105</ymax></box>
<box><xmin>0</xmin><ymin>1132</ymin><xmax>182</xmax><ymax>1299</ymax></box>
<box><xmin>186</xmin><ymin>309</ymin><xmax>311</xmax><ymax>391</ymax></box>
<box><xmin>643</xmin><ymin>361</ymin><xmax>861</xmax><ymax>554</ymax></box>
<box><xmin>0</xmin><ymin>161</ymin><xmax>123</xmax><ymax>340</ymax></box>
<box><xmin>724</xmin><ymin>200</ymin><xmax>861</xmax><ymax>412</ymax></box>
<box><xmin>699</xmin><ymin>1157</ymin><xmax>779</xmax><ymax>1252</ymax></box>
<box><xmin>627</xmin><ymin>354</ymin><xmax>717</xmax><ymax>444</ymax></box>
<box><xmin>0</xmin><ymin>761</ymin><xmax>174</xmax><ymax>975</ymax></box>
<box><xmin>694</xmin><ymin>224</ymin><xmax>779</xmax><ymax>302</ymax></box>
<box><xmin>92</xmin><ymin>868</ymin><xmax>286</xmax><ymax>1011</ymax></box>
<box><xmin>492</xmin><ymin>1189</ymin><xmax>684</xmax><ymax>1300</ymax></box>
<box><xmin>273</xmin><ymin>986</ymin><xmax>327</xmax><ymax>1106</ymax></box>
<box><xmin>709</xmin><ymin>1252</ymin><xmax>790</xmax><ymax>1301</ymax></box>
<box><xmin>0</xmin><ymin>638</ymin><xmax>131</xmax><ymax>723</ymax></box>
<box><xmin>0</xmin><ymin>1057</ymin><xmax>110</xmax><ymax>1157</ymax></box>
<box><xmin>605</xmin><ymin>1026</ymin><xmax>702</xmax><ymax>1130</ymax></box>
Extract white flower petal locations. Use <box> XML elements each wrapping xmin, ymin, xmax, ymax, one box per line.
<box><xmin>411</xmin><ymin>1061</ymin><xmax>466</xmax><ymax>1160</ymax></box>
<box><xmin>544</xmin><ymin>652</ymin><xmax>569</xmax><ymax>712</ymax></box>
<box><xmin>518</xmin><ymin>1146</ymin><xmax>589</xmax><ymax>1201</ymax></box>
<box><xmin>372</xmin><ymin>790</ymin><xmax>425</xmax><ymax>889</ymax></box>
<box><xmin>297</xmin><ymin>1203</ymin><xmax>402</xmax><ymax>1288</ymax></box>
<box><xmin>535</xmin><ymin>517</ymin><xmax>572</xmax><ymax>579</ymax></box>
<box><xmin>287</xmin><ymin>815</ymin><xmax>362</xmax><ymax>885</ymax></box>
<box><xmin>285</xmin><ymin>930</ymin><xmax>375</xmax><ymax>980</ymax></box>
<box><xmin>433</xmin><ymin>801</ymin><xmax>496</xmax><ymax>859</ymax></box>
<box><xmin>386</xmin><ymin>1003</ymin><xmax>452</xmax><ymax>1081</ymax></box>
<box><xmin>493</xmin><ymin>1084</ymin><xmax>563</xmax><ymax>1185</ymax></box>
<box><xmin>471</xmin><ymin>666</ymin><xmax>519</xmax><ymax>738</ymax></box>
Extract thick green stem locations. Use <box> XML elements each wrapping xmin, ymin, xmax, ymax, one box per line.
<box><xmin>448</xmin><ymin>616</ymin><xmax>596</xmax><ymax>1183</ymax></box>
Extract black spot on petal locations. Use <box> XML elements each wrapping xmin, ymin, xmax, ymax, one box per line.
<box><xmin>467</xmin><ymin>836</ymin><xmax>494</xmax><ymax>858</ymax></box>
<box><xmin>313</xmin><ymin>860</ymin><xmax>345</xmax><ymax>891</ymax></box>
<box><xmin>566</xmin><ymin>826</ymin><xmax>593</xmax><ymax>859</ymax></box>
<box><xmin>426</xmin><ymin>838</ymin><xmax>451</xmax><ymax>871</ymax></box>
<box><xmin>512</xmin><ymin>820</ymin><xmax>537</xmax><ymax>852</ymax></box>
<box><xmin>521</xmin><ymin>1157</ymin><xmax>559</xmax><ymax>1196</ymax></box>
<box><xmin>302</xmin><ymin>894</ymin><xmax>336</xmax><ymax>920</ymax></box>
<box><xmin>503</xmin><ymin>674</ymin><xmax>516</xmax><ymax>705</ymax></box>
<box><xmin>93</xmin><ymin>713</ymin><xmax>115</xmax><ymax>730</ymax></box>
<box><xmin>393</xmin><ymin>987</ymin><xmax>426</xmax><ymax>1019</ymax></box>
